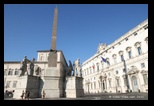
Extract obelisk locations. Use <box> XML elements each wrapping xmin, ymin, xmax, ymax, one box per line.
<box><xmin>43</xmin><ymin>5</ymin><xmax>66</xmax><ymax>98</ymax></box>
<box><xmin>48</xmin><ymin>5</ymin><xmax>58</xmax><ymax>67</ymax></box>
<box><xmin>51</xmin><ymin>5</ymin><xmax>58</xmax><ymax>51</ymax></box>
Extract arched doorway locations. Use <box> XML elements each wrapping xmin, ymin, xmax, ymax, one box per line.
<box><xmin>131</xmin><ymin>76</ymin><xmax>138</xmax><ymax>92</ymax></box>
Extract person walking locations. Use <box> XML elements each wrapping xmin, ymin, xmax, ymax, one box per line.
<box><xmin>24</xmin><ymin>91</ymin><xmax>27</xmax><ymax>100</ymax></box>
<box><xmin>20</xmin><ymin>90</ymin><xmax>25</xmax><ymax>100</ymax></box>
<box><xmin>42</xmin><ymin>90</ymin><xmax>46</xmax><ymax>99</ymax></box>
<box><xmin>27</xmin><ymin>91</ymin><xmax>30</xmax><ymax>100</ymax></box>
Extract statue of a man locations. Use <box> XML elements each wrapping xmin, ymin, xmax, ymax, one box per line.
<box><xmin>29</xmin><ymin>58</ymin><xmax>35</xmax><ymax>75</ymax></box>
<box><xmin>19</xmin><ymin>56</ymin><xmax>30</xmax><ymax>76</ymax></box>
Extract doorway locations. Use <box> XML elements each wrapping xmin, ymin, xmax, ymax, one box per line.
<box><xmin>131</xmin><ymin>76</ymin><xmax>138</xmax><ymax>92</ymax></box>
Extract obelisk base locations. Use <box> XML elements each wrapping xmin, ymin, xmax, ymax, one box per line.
<box><xmin>42</xmin><ymin>67</ymin><xmax>64</xmax><ymax>98</ymax></box>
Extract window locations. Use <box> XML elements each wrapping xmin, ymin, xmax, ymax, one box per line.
<box><xmin>145</xmin><ymin>37</ymin><xmax>148</xmax><ymax>44</ymax></box>
<box><xmin>112</xmin><ymin>54</ymin><xmax>117</xmax><ymax>64</ymax></box>
<box><xmin>137</xmin><ymin>47</ymin><xmax>142</xmax><ymax>55</ymax></box>
<box><xmin>119</xmin><ymin>51</ymin><xmax>124</xmax><ymax>62</ymax></box>
<box><xmin>108</xmin><ymin>73</ymin><xmax>110</xmax><ymax>76</ymax></box>
<box><xmin>126</xmin><ymin>47</ymin><xmax>132</xmax><ymax>59</ymax></box>
<box><xmin>6</xmin><ymin>81</ymin><xmax>11</xmax><ymax>88</ymax></box>
<box><xmin>13</xmin><ymin>81</ymin><xmax>17</xmax><ymax>88</ymax></box>
<box><xmin>134</xmin><ymin>32</ymin><xmax>137</xmax><ymax>36</ymax></box>
<box><xmin>8</xmin><ymin>69</ymin><xmax>12</xmax><ymax>75</ymax></box>
<box><xmin>135</xmin><ymin>42</ymin><xmax>142</xmax><ymax>55</ymax></box>
<box><xmin>141</xmin><ymin>63</ymin><xmax>145</xmax><ymax>68</ymax></box>
<box><xmin>128</xmin><ymin>51</ymin><xmax>132</xmax><ymax>59</ymax></box>
<box><xmin>121</xmin><ymin>55</ymin><xmax>124</xmax><ymax>62</ymax></box>
<box><xmin>144</xmin><ymin>26</ymin><xmax>148</xmax><ymax>30</ymax></box>
<box><xmin>125</xmin><ymin>38</ymin><xmax>128</xmax><ymax>41</ymax></box>
<box><xmin>116</xmin><ymin>71</ymin><xmax>118</xmax><ymax>74</ymax></box>
<box><xmin>14</xmin><ymin>69</ymin><xmax>19</xmax><ymax>75</ymax></box>
<box><xmin>143</xmin><ymin>74</ymin><xmax>148</xmax><ymax>85</ymax></box>
<box><xmin>107</xmin><ymin>61</ymin><xmax>110</xmax><ymax>66</ymax></box>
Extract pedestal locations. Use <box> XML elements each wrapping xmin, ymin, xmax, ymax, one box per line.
<box><xmin>42</xmin><ymin>67</ymin><xmax>64</xmax><ymax>98</ymax></box>
<box><xmin>13</xmin><ymin>75</ymin><xmax>40</xmax><ymax>99</ymax></box>
<box><xmin>65</xmin><ymin>76</ymin><xmax>84</xmax><ymax>98</ymax></box>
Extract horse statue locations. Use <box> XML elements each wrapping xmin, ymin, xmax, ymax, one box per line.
<box><xmin>66</xmin><ymin>60</ymin><xmax>74</xmax><ymax>76</ymax></box>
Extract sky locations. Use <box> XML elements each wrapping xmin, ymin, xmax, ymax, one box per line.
<box><xmin>4</xmin><ymin>4</ymin><xmax>148</xmax><ymax>64</ymax></box>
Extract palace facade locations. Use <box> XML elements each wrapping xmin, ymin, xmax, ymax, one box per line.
<box><xmin>81</xmin><ymin>19</ymin><xmax>148</xmax><ymax>93</ymax></box>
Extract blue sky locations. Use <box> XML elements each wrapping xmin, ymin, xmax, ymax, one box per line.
<box><xmin>4</xmin><ymin>4</ymin><xmax>148</xmax><ymax>64</ymax></box>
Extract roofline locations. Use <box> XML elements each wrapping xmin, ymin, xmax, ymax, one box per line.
<box><xmin>4</xmin><ymin>61</ymin><xmax>21</xmax><ymax>63</ymax></box>
<box><xmin>4</xmin><ymin>61</ymin><xmax>48</xmax><ymax>63</ymax></box>
<box><xmin>37</xmin><ymin>50</ymin><xmax>62</xmax><ymax>52</ymax></box>
<box><xmin>4</xmin><ymin>50</ymin><xmax>68</xmax><ymax>67</ymax></box>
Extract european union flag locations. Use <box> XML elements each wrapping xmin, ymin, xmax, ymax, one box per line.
<box><xmin>101</xmin><ymin>57</ymin><xmax>106</xmax><ymax>63</ymax></box>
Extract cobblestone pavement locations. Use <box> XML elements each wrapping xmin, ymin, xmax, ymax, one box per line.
<box><xmin>4</xmin><ymin>92</ymin><xmax>148</xmax><ymax>100</ymax></box>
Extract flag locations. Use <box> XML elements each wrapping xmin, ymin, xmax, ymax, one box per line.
<box><xmin>101</xmin><ymin>57</ymin><xmax>106</xmax><ymax>63</ymax></box>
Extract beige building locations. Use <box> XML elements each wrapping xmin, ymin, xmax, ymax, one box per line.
<box><xmin>4</xmin><ymin>50</ymin><xmax>66</xmax><ymax>93</ymax></box>
<box><xmin>82</xmin><ymin>19</ymin><xmax>148</xmax><ymax>93</ymax></box>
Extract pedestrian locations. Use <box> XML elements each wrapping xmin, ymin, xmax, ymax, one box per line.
<box><xmin>20</xmin><ymin>90</ymin><xmax>25</xmax><ymax>100</ymax></box>
<box><xmin>25</xmin><ymin>91</ymin><xmax>28</xmax><ymax>100</ymax></box>
<box><xmin>27</xmin><ymin>91</ymin><xmax>30</xmax><ymax>100</ymax></box>
<box><xmin>42</xmin><ymin>90</ymin><xmax>46</xmax><ymax>99</ymax></box>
